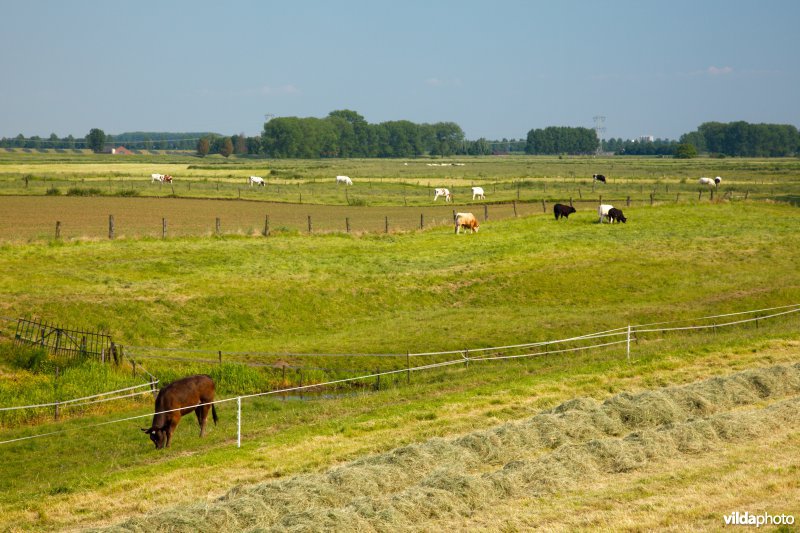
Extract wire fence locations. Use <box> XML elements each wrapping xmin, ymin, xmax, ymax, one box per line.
<box><xmin>1</xmin><ymin>302</ymin><xmax>798</xmax><ymax>447</ymax></box>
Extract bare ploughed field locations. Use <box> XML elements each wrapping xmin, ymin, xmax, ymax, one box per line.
<box><xmin>0</xmin><ymin>196</ymin><xmax>534</xmax><ymax>240</ymax></box>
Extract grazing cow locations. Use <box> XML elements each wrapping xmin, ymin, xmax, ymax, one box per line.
<box><xmin>607</xmin><ymin>207</ymin><xmax>627</xmax><ymax>223</ymax></box>
<box><xmin>336</xmin><ymin>175</ymin><xmax>353</xmax><ymax>186</ymax></box>
<box><xmin>434</xmin><ymin>188</ymin><xmax>452</xmax><ymax>202</ymax></box>
<box><xmin>151</xmin><ymin>173</ymin><xmax>165</xmax><ymax>183</ymax></box>
<box><xmin>249</xmin><ymin>176</ymin><xmax>265</xmax><ymax>187</ymax></box>
<box><xmin>471</xmin><ymin>186</ymin><xmax>485</xmax><ymax>200</ymax></box>
<box><xmin>455</xmin><ymin>212</ymin><xmax>479</xmax><ymax>234</ymax></box>
<box><xmin>593</xmin><ymin>174</ymin><xmax>607</xmax><ymax>183</ymax></box>
<box><xmin>698</xmin><ymin>176</ymin><xmax>721</xmax><ymax>188</ymax></box>
<box><xmin>598</xmin><ymin>204</ymin><xmax>614</xmax><ymax>223</ymax></box>
<box><xmin>142</xmin><ymin>375</ymin><xmax>218</xmax><ymax>449</ymax></box>
<box><xmin>553</xmin><ymin>203</ymin><xmax>576</xmax><ymax>220</ymax></box>
<box><xmin>163</xmin><ymin>175</ymin><xmax>173</xmax><ymax>183</ymax></box>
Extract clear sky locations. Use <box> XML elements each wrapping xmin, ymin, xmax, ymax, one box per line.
<box><xmin>1</xmin><ymin>0</ymin><xmax>798</xmax><ymax>141</ymax></box>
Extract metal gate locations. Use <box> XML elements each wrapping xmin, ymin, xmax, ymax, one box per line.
<box><xmin>14</xmin><ymin>317</ymin><xmax>113</xmax><ymax>362</ymax></box>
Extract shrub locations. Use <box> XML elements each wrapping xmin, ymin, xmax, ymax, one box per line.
<box><xmin>45</xmin><ymin>187</ymin><xmax>62</xmax><ymax>196</ymax></box>
<box><xmin>66</xmin><ymin>187</ymin><xmax>102</xmax><ymax>196</ymax></box>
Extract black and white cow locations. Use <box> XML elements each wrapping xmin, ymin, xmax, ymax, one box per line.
<box><xmin>593</xmin><ymin>174</ymin><xmax>607</xmax><ymax>183</ymax></box>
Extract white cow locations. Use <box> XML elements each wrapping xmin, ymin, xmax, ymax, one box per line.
<box><xmin>151</xmin><ymin>173</ymin><xmax>165</xmax><ymax>183</ymax></box>
<box><xmin>434</xmin><ymin>188</ymin><xmax>452</xmax><ymax>202</ymax></box>
<box><xmin>598</xmin><ymin>204</ymin><xmax>614</xmax><ymax>224</ymax></box>
<box><xmin>471</xmin><ymin>186</ymin><xmax>485</xmax><ymax>200</ymax></box>
<box><xmin>249</xmin><ymin>176</ymin><xmax>265</xmax><ymax>187</ymax></box>
<box><xmin>336</xmin><ymin>175</ymin><xmax>353</xmax><ymax>186</ymax></box>
<box><xmin>699</xmin><ymin>176</ymin><xmax>721</xmax><ymax>188</ymax></box>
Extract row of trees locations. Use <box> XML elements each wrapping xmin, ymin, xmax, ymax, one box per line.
<box><xmin>259</xmin><ymin>110</ymin><xmax>492</xmax><ymax>158</ymax></box>
<box><xmin>0</xmin><ymin>130</ymin><xmax>219</xmax><ymax>151</ymax></box>
<box><xmin>680</xmin><ymin>122</ymin><xmax>800</xmax><ymax>157</ymax></box>
<box><xmin>3</xmin><ymin>118</ymin><xmax>798</xmax><ymax>158</ymax></box>
<box><xmin>602</xmin><ymin>138</ymin><xmax>679</xmax><ymax>156</ymax></box>
<box><xmin>524</xmin><ymin>127</ymin><xmax>599</xmax><ymax>155</ymax></box>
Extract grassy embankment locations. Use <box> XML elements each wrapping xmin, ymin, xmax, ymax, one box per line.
<box><xmin>0</xmin><ymin>199</ymin><xmax>799</xmax><ymax>529</ymax></box>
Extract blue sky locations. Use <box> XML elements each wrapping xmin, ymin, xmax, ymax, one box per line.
<box><xmin>1</xmin><ymin>0</ymin><xmax>798</xmax><ymax>141</ymax></box>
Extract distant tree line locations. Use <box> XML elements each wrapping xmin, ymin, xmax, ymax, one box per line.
<box><xmin>525</xmin><ymin>126</ymin><xmax>599</xmax><ymax>155</ymax></box>
<box><xmin>602</xmin><ymin>138</ymin><xmax>679</xmax><ymax>156</ymax></box>
<box><xmin>679</xmin><ymin>121</ymin><xmax>799</xmax><ymax>157</ymax></box>
<box><xmin>260</xmin><ymin>110</ymin><xmax>491</xmax><ymax>158</ymax></box>
<box><xmin>0</xmin><ymin>131</ymin><xmax>220</xmax><ymax>151</ymax></box>
<box><xmin>3</xmin><ymin>118</ymin><xmax>798</xmax><ymax>158</ymax></box>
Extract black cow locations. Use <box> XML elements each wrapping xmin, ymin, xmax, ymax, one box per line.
<box><xmin>142</xmin><ymin>374</ymin><xmax>218</xmax><ymax>449</ymax></box>
<box><xmin>553</xmin><ymin>203</ymin><xmax>576</xmax><ymax>220</ymax></box>
<box><xmin>607</xmin><ymin>207</ymin><xmax>627</xmax><ymax>223</ymax></box>
<box><xmin>592</xmin><ymin>174</ymin><xmax>607</xmax><ymax>183</ymax></box>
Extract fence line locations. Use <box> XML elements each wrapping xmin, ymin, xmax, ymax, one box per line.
<box><xmin>1</xmin><ymin>302</ymin><xmax>798</xmax><ymax>447</ymax></box>
<box><xmin>0</xmin><ymin>382</ymin><xmax>157</xmax><ymax>411</ymax></box>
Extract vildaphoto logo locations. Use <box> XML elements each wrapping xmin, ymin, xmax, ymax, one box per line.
<box><xmin>723</xmin><ymin>511</ymin><xmax>795</xmax><ymax>527</ymax></box>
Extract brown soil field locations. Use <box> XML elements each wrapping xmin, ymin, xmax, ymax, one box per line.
<box><xmin>0</xmin><ymin>196</ymin><xmax>561</xmax><ymax>241</ymax></box>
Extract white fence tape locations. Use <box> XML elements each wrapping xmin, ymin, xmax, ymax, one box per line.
<box><xmin>1</xmin><ymin>302</ymin><xmax>798</xmax><ymax>447</ymax></box>
<box><xmin>0</xmin><ymin>382</ymin><xmax>157</xmax><ymax>411</ymax></box>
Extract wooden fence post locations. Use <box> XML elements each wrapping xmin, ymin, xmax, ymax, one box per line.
<box><xmin>346</xmin><ymin>217</ymin><xmax>350</xmax><ymax>233</ymax></box>
<box><xmin>215</xmin><ymin>217</ymin><xmax>221</xmax><ymax>235</ymax></box>
<box><xmin>55</xmin><ymin>221</ymin><xmax>61</xmax><ymax>239</ymax></box>
<box><xmin>308</xmin><ymin>215</ymin><xmax>312</xmax><ymax>233</ymax></box>
<box><xmin>541</xmin><ymin>199</ymin><xmax>546</xmax><ymax>213</ymax></box>
<box><xmin>420</xmin><ymin>213</ymin><xmax>424</xmax><ymax>229</ymax></box>
<box><xmin>54</xmin><ymin>366</ymin><xmax>59</xmax><ymax>421</ymax></box>
<box><xmin>162</xmin><ymin>218</ymin><xmax>167</xmax><ymax>239</ymax></box>
<box><xmin>569</xmin><ymin>197</ymin><xmax>573</xmax><ymax>208</ymax></box>
<box><xmin>407</xmin><ymin>351</ymin><xmax>410</xmax><ymax>384</ymax></box>
<box><xmin>484</xmin><ymin>204</ymin><xmax>488</xmax><ymax>221</ymax></box>
<box><xmin>264</xmin><ymin>214</ymin><xmax>270</xmax><ymax>236</ymax></box>
<box><xmin>385</xmin><ymin>216</ymin><xmax>388</xmax><ymax>234</ymax></box>
<box><xmin>650</xmin><ymin>193</ymin><xmax>654</xmax><ymax>206</ymax></box>
<box><xmin>513</xmin><ymin>200</ymin><xmax>518</xmax><ymax>217</ymax></box>
<box><xmin>218</xmin><ymin>350</ymin><xmax>222</xmax><ymax>364</ymax></box>
<box><xmin>108</xmin><ymin>214</ymin><xmax>115</xmax><ymax>239</ymax></box>
<box><xmin>375</xmin><ymin>368</ymin><xmax>380</xmax><ymax>391</ymax></box>
<box><xmin>626</xmin><ymin>196</ymin><xmax>631</xmax><ymax>207</ymax></box>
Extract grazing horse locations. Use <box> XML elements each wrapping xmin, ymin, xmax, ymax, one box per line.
<box><xmin>249</xmin><ymin>176</ymin><xmax>265</xmax><ymax>186</ymax></box>
<box><xmin>471</xmin><ymin>186</ymin><xmax>485</xmax><ymax>200</ymax></box>
<box><xmin>142</xmin><ymin>375</ymin><xmax>218</xmax><ymax>449</ymax></box>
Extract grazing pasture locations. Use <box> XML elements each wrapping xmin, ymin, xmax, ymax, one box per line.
<box><xmin>0</xmin><ymin>151</ymin><xmax>799</xmax><ymax>530</ymax></box>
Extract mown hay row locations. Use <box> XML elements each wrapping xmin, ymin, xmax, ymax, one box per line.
<box><xmin>103</xmin><ymin>363</ymin><xmax>800</xmax><ymax>532</ymax></box>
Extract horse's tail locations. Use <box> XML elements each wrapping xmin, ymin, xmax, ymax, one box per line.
<box><xmin>212</xmin><ymin>404</ymin><xmax>219</xmax><ymax>425</ymax></box>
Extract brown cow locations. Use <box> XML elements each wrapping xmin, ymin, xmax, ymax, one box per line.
<box><xmin>455</xmin><ymin>212</ymin><xmax>479</xmax><ymax>234</ymax></box>
<box><xmin>142</xmin><ymin>374</ymin><xmax>218</xmax><ymax>449</ymax></box>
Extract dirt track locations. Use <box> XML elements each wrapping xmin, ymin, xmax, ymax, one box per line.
<box><xmin>103</xmin><ymin>362</ymin><xmax>800</xmax><ymax>532</ymax></box>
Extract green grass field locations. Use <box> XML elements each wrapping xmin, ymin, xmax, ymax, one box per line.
<box><xmin>0</xmin><ymin>152</ymin><xmax>799</xmax><ymax>530</ymax></box>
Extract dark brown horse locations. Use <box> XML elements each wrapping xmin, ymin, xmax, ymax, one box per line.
<box><xmin>142</xmin><ymin>374</ymin><xmax>218</xmax><ymax>449</ymax></box>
